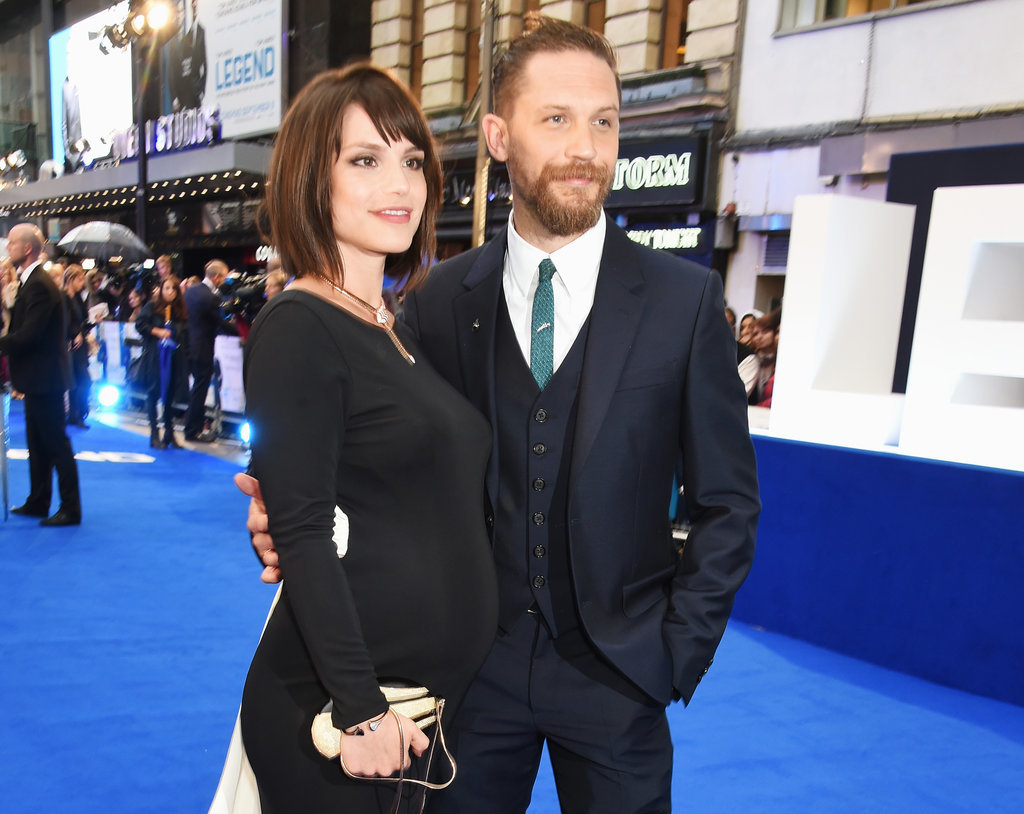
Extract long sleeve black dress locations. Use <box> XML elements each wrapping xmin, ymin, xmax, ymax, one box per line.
<box><xmin>239</xmin><ymin>290</ymin><xmax>498</xmax><ymax>813</ymax></box>
<box><xmin>135</xmin><ymin>302</ymin><xmax>188</xmax><ymax>438</ymax></box>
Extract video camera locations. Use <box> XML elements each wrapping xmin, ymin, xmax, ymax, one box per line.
<box><xmin>216</xmin><ymin>270</ymin><xmax>268</xmax><ymax>332</ymax></box>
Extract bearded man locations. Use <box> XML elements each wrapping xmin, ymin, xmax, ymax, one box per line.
<box><xmin>244</xmin><ymin>15</ymin><xmax>759</xmax><ymax>813</ymax></box>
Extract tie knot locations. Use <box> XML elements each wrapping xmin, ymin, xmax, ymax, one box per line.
<box><xmin>538</xmin><ymin>258</ymin><xmax>556</xmax><ymax>283</ymax></box>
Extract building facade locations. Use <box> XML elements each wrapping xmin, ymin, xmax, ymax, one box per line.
<box><xmin>721</xmin><ymin>0</ymin><xmax>1024</xmax><ymax>328</ymax></box>
<box><xmin>369</xmin><ymin>0</ymin><xmax>743</xmax><ymax>269</ymax></box>
<box><xmin>0</xmin><ymin>0</ymin><xmax>373</xmax><ymax>276</ymax></box>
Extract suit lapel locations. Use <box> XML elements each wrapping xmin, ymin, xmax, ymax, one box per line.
<box><xmin>451</xmin><ymin>228</ymin><xmax>507</xmax><ymax>509</ymax></box>
<box><xmin>571</xmin><ymin>224</ymin><xmax>645</xmax><ymax>486</ymax></box>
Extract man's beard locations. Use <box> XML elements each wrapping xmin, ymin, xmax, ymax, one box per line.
<box><xmin>507</xmin><ymin>154</ymin><xmax>612</xmax><ymax>237</ymax></box>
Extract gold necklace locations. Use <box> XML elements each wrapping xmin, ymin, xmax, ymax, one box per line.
<box><xmin>312</xmin><ymin>272</ymin><xmax>415</xmax><ymax>365</ymax></box>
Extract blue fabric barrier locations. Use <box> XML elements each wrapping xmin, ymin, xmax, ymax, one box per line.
<box><xmin>733</xmin><ymin>434</ymin><xmax>1024</xmax><ymax>707</ymax></box>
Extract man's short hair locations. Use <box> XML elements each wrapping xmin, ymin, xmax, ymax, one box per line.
<box><xmin>205</xmin><ymin>259</ymin><xmax>228</xmax><ymax>279</ymax></box>
<box><xmin>491</xmin><ymin>13</ymin><xmax>620</xmax><ymax>116</ymax></box>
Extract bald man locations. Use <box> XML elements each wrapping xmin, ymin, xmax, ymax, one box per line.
<box><xmin>0</xmin><ymin>223</ymin><xmax>81</xmax><ymax>525</ymax></box>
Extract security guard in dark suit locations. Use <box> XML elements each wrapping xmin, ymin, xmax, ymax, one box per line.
<box><xmin>0</xmin><ymin>223</ymin><xmax>81</xmax><ymax>526</ymax></box>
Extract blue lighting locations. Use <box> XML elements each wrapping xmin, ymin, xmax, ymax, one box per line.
<box><xmin>239</xmin><ymin>422</ymin><xmax>252</xmax><ymax>444</ymax></box>
<box><xmin>97</xmin><ymin>384</ymin><xmax>121</xmax><ymax>408</ymax></box>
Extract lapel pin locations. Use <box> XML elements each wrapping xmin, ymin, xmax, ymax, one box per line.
<box><xmin>472</xmin><ymin>319</ymin><xmax>480</xmax><ymax>332</ymax></box>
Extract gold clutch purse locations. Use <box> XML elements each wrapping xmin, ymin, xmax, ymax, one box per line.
<box><xmin>311</xmin><ymin>684</ymin><xmax>442</xmax><ymax>758</ymax></box>
<box><xmin>311</xmin><ymin>682</ymin><xmax>456</xmax><ymax>808</ymax></box>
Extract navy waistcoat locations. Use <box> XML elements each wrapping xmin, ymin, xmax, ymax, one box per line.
<box><xmin>492</xmin><ymin>294</ymin><xmax>590</xmax><ymax>636</ymax></box>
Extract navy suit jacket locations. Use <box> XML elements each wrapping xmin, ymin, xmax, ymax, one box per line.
<box><xmin>404</xmin><ymin>221</ymin><xmax>760</xmax><ymax>705</ymax></box>
<box><xmin>0</xmin><ymin>265</ymin><xmax>72</xmax><ymax>395</ymax></box>
<box><xmin>184</xmin><ymin>281</ymin><xmax>221</xmax><ymax>356</ymax></box>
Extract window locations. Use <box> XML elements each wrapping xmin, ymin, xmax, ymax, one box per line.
<box><xmin>780</xmin><ymin>0</ymin><xmax>941</xmax><ymax>29</ymax></box>
<box><xmin>764</xmin><ymin>233</ymin><xmax>791</xmax><ymax>269</ymax></box>
<box><xmin>663</xmin><ymin>0</ymin><xmax>690</xmax><ymax>69</ymax></box>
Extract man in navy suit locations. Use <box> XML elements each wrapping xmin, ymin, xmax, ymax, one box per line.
<box><xmin>243</xmin><ymin>16</ymin><xmax>758</xmax><ymax>812</ymax></box>
<box><xmin>0</xmin><ymin>223</ymin><xmax>81</xmax><ymax>526</ymax></box>
<box><xmin>183</xmin><ymin>259</ymin><xmax>226</xmax><ymax>442</ymax></box>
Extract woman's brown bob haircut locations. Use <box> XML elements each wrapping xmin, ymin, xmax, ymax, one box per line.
<box><xmin>491</xmin><ymin>13</ymin><xmax>621</xmax><ymax>117</ymax></box>
<box><xmin>261</xmin><ymin>64</ymin><xmax>442</xmax><ymax>295</ymax></box>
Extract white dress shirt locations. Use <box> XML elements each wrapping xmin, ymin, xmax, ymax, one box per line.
<box><xmin>19</xmin><ymin>260</ymin><xmax>42</xmax><ymax>286</ymax></box>
<box><xmin>502</xmin><ymin>211</ymin><xmax>606</xmax><ymax>373</ymax></box>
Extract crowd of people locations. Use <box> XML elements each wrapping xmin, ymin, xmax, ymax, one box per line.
<box><xmin>0</xmin><ymin>230</ymin><xmax>289</xmax><ymax>526</ymax></box>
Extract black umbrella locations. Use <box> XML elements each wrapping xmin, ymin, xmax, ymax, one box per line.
<box><xmin>57</xmin><ymin>221</ymin><xmax>152</xmax><ymax>264</ymax></box>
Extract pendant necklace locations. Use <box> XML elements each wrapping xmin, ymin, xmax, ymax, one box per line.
<box><xmin>312</xmin><ymin>272</ymin><xmax>415</xmax><ymax>365</ymax></box>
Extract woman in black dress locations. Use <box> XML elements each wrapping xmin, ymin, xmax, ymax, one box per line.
<box><xmin>237</xmin><ymin>65</ymin><xmax>498</xmax><ymax>813</ymax></box>
<box><xmin>136</xmin><ymin>274</ymin><xmax>189</xmax><ymax>448</ymax></box>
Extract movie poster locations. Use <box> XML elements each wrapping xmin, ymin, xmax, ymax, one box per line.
<box><xmin>185</xmin><ymin>0</ymin><xmax>282</xmax><ymax>139</ymax></box>
<box><xmin>48</xmin><ymin>2</ymin><xmax>133</xmax><ymax>172</ymax></box>
<box><xmin>49</xmin><ymin>0</ymin><xmax>282</xmax><ymax>170</ymax></box>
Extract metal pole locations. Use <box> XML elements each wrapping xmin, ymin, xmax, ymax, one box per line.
<box><xmin>471</xmin><ymin>1</ymin><xmax>495</xmax><ymax>248</ymax></box>
<box><xmin>134</xmin><ymin>43</ymin><xmax>148</xmax><ymax>244</ymax></box>
<box><xmin>1</xmin><ymin>387</ymin><xmax>9</xmax><ymax>520</ymax></box>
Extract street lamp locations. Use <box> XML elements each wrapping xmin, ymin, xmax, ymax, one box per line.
<box><xmin>96</xmin><ymin>2</ymin><xmax>178</xmax><ymax>242</ymax></box>
<box><xmin>119</xmin><ymin>1</ymin><xmax>179</xmax><ymax>244</ymax></box>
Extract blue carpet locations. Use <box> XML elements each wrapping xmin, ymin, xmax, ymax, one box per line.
<box><xmin>2</xmin><ymin>400</ymin><xmax>1023</xmax><ymax>813</ymax></box>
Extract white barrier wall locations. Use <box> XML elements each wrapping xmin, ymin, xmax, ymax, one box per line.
<box><xmin>768</xmin><ymin>194</ymin><xmax>916</xmax><ymax>447</ymax></box>
<box><xmin>93</xmin><ymin>322</ymin><xmax>245</xmax><ymax>414</ymax></box>
<box><xmin>899</xmin><ymin>184</ymin><xmax>1024</xmax><ymax>472</ymax></box>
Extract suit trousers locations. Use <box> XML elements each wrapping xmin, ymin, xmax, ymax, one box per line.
<box><xmin>23</xmin><ymin>392</ymin><xmax>80</xmax><ymax>514</ymax></box>
<box><xmin>429</xmin><ymin>611</ymin><xmax>672</xmax><ymax>814</ymax></box>
<box><xmin>184</xmin><ymin>347</ymin><xmax>213</xmax><ymax>437</ymax></box>
<box><xmin>67</xmin><ymin>347</ymin><xmax>91</xmax><ymax>423</ymax></box>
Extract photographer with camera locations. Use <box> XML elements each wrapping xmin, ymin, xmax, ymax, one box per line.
<box><xmin>183</xmin><ymin>259</ymin><xmax>226</xmax><ymax>443</ymax></box>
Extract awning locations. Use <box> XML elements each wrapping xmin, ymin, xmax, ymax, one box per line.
<box><xmin>0</xmin><ymin>141</ymin><xmax>273</xmax><ymax>218</ymax></box>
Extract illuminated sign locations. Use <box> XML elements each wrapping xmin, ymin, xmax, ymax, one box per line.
<box><xmin>614</xmin><ymin>153</ymin><xmax>691</xmax><ymax>191</ymax></box>
<box><xmin>606</xmin><ymin>138</ymin><xmax>703</xmax><ymax>207</ymax></box>
<box><xmin>96</xmin><ymin>107</ymin><xmax>221</xmax><ymax>167</ymax></box>
<box><xmin>626</xmin><ymin>227</ymin><xmax>703</xmax><ymax>250</ymax></box>
<box><xmin>624</xmin><ymin>220</ymin><xmax>715</xmax><ymax>255</ymax></box>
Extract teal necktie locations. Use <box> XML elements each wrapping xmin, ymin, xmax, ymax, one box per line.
<box><xmin>531</xmin><ymin>258</ymin><xmax>556</xmax><ymax>390</ymax></box>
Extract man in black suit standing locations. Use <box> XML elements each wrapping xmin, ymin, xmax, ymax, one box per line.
<box><xmin>183</xmin><ymin>259</ymin><xmax>226</xmax><ymax>442</ymax></box>
<box><xmin>0</xmin><ymin>223</ymin><xmax>81</xmax><ymax>526</ymax></box>
<box><xmin>171</xmin><ymin>0</ymin><xmax>207</xmax><ymax>111</ymax></box>
<box><xmin>244</xmin><ymin>16</ymin><xmax>759</xmax><ymax>812</ymax></box>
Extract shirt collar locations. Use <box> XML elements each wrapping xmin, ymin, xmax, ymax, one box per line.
<box><xmin>505</xmin><ymin>211</ymin><xmax>606</xmax><ymax>296</ymax></box>
<box><xmin>19</xmin><ymin>260</ymin><xmax>42</xmax><ymax>286</ymax></box>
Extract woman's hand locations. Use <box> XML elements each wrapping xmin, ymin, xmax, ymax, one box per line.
<box><xmin>339</xmin><ymin>710</ymin><xmax>430</xmax><ymax>778</ymax></box>
<box><xmin>234</xmin><ymin>472</ymin><xmax>281</xmax><ymax>583</ymax></box>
